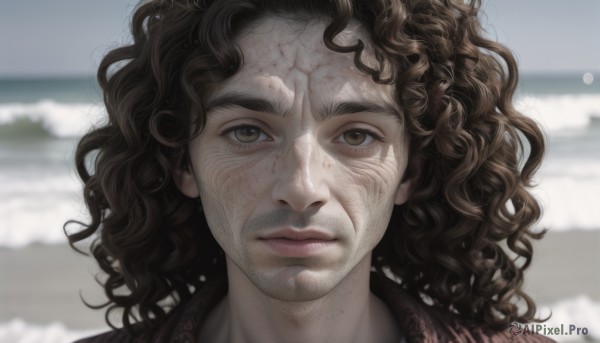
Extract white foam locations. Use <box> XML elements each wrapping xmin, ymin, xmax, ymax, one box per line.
<box><xmin>540</xmin><ymin>159</ymin><xmax>600</xmax><ymax>178</ymax></box>
<box><xmin>0</xmin><ymin>169</ymin><xmax>88</xmax><ymax>247</ymax></box>
<box><xmin>516</xmin><ymin>94</ymin><xmax>600</xmax><ymax>133</ymax></box>
<box><xmin>0</xmin><ymin>172</ymin><xmax>80</xmax><ymax>194</ymax></box>
<box><xmin>0</xmin><ymin>319</ymin><xmax>104</xmax><ymax>343</ymax></box>
<box><xmin>534</xmin><ymin>177</ymin><xmax>600</xmax><ymax>231</ymax></box>
<box><xmin>0</xmin><ymin>100</ymin><xmax>106</xmax><ymax>138</ymax></box>
<box><xmin>0</xmin><ymin>193</ymin><xmax>88</xmax><ymax>248</ymax></box>
<box><xmin>532</xmin><ymin>159</ymin><xmax>600</xmax><ymax>231</ymax></box>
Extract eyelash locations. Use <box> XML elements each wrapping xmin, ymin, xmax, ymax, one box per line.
<box><xmin>338</xmin><ymin>129</ymin><xmax>383</xmax><ymax>155</ymax></box>
<box><xmin>220</xmin><ymin>125</ymin><xmax>383</xmax><ymax>151</ymax></box>
<box><xmin>336</xmin><ymin>128</ymin><xmax>383</xmax><ymax>145</ymax></box>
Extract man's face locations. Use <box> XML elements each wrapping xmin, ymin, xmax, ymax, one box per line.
<box><xmin>176</xmin><ymin>17</ymin><xmax>413</xmax><ymax>301</ymax></box>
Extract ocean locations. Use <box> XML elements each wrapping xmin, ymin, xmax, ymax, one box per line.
<box><xmin>1</xmin><ymin>75</ymin><xmax>599</xmax><ymax>342</ymax></box>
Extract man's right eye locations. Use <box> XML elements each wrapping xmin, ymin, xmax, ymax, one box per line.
<box><xmin>225</xmin><ymin>125</ymin><xmax>270</xmax><ymax>143</ymax></box>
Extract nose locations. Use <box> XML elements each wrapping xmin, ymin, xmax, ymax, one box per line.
<box><xmin>271</xmin><ymin>134</ymin><xmax>330</xmax><ymax>212</ymax></box>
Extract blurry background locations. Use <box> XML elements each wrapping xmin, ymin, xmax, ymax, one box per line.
<box><xmin>1</xmin><ymin>0</ymin><xmax>599</xmax><ymax>342</ymax></box>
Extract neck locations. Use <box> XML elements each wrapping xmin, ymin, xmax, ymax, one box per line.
<box><xmin>201</xmin><ymin>255</ymin><xmax>400</xmax><ymax>343</ymax></box>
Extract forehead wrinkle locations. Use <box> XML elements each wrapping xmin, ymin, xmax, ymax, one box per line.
<box><xmin>290</xmin><ymin>23</ymin><xmax>330</xmax><ymax>75</ymax></box>
<box><xmin>219</xmin><ymin>17</ymin><xmax>397</xmax><ymax>123</ymax></box>
<box><xmin>238</xmin><ymin>16</ymin><xmax>376</xmax><ymax>75</ymax></box>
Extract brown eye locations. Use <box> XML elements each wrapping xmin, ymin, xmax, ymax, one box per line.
<box><xmin>342</xmin><ymin>130</ymin><xmax>368</xmax><ymax>146</ymax></box>
<box><xmin>234</xmin><ymin>126</ymin><xmax>261</xmax><ymax>143</ymax></box>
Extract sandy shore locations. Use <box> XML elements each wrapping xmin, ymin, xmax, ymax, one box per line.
<box><xmin>0</xmin><ymin>242</ymin><xmax>109</xmax><ymax>330</ymax></box>
<box><xmin>525</xmin><ymin>230</ymin><xmax>600</xmax><ymax>304</ymax></box>
<box><xmin>1</xmin><ymin>230</ymin><xmax>599</xmax><ymax>334</ymax></box>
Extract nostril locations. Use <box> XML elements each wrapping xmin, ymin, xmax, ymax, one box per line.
<box><xmin>275</xmin><ymin>198</ymin><xmax>325</xmax><ymax>211</ymax></box>
<box><xmin>311</xmin><ymin>200</ymin><xmax>325</xmax><ymax>208</ymax></box>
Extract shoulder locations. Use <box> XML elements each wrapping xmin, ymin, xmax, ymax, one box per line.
<box><xmin>425</xmin><ymin>303</ymin><xmax>556</xmax><ymax>342</ymax></box>
<box><xmin>415</xmin><ymin>305</ymin><xmax>557</xmax><ymax>342</ymax></box>
<box><xmin>440</xmin><ymin>319</ymin><xmax>557</xmax><ymax>343</ymax></box>
<box><xmin>370</xmin><ymin>272</ymin><xmax>556</xmax><ymax>343</ymax></box>
<box><xmin>73</xmin><ymin>274</ymin><xmax>228</xmax><ymax>343</ymax></box>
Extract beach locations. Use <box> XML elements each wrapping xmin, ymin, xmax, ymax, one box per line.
<box><xmin>1</xmin><ymin>230</ymin><xmax>599</xmax><ymax>342</ymax></box>
<box><xmin>0</xmin><ymin>243</ymin><xmax>107</xmax><ymax>330</ymax></box>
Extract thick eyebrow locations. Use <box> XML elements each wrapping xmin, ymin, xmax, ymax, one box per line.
<box><xmin>319</xmin><ymin>100</ymin><xmax>400</xmax><ymax>122</ymax></box>
<box><xmin>205</xmin><ymin>91</ymin><xmax>401</xmax><ymax>122</ymax></box>
<box><xmin>205</xmin><ymin>92</ymin><xmax>285</xmax><ymax>117</ymax></box>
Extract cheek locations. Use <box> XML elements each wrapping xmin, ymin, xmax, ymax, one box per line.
<box><xmin>343</xmin><ymin>157</ymin><xmax>403</xmax><ymax>209</ymax></box>
<box><xmin>351</xmin><ymin>163</ymin><xmax>397</xmax><ymax>233</ymax></box>
<box><xmin>197</xmin><ymin>148</ymin><xmax>265</xmax><ymax>205</ymax></box>
<box><xmin>191</xmin><ymin>145</ymin><xmax>271</xmax><ymax>240</ymax></box>
<box><xmin>336</xmin><ymin>149</ymin><xmax>406</xmax><ymax>243</ymax></box>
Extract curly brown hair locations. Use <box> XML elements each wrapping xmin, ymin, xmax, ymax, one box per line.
<box><xmin>65</xmin><ymin>0</ymin><xmax>547</xmax><ymax>335</ymax></box>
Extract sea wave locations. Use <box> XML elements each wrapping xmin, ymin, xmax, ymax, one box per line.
<box><xmin>0</xmin><ymin>95</ymin><xmax>599</xmax><ymax>139</ymax></box>
<box><xmin>0</xmin><ymin>100</ymin><xmax>105</xmax><ymax>138</ymax></box>
<box><xmin>531</xmin><ymin>159</ymin><xmax>600</xmax><ymax>231</ymax></box>
<box><xmin>516</xmin><ymin>94</ymin><xmax>600</xmax><ymax>133</ymax></box>
<box><xmin>0</xmin><ymin>172</ymin><xmax>88</xmax><ymax>248</ymax></box>
<box><xmin>532</xmin><ymin>176</ymin><xmax>600</xmax><ymax>231</ymax></box>
<box><xmin>0</xmin><ymin>192</ymin><xmax>86</xmax><ymax>248</ymax></box>
<box><xmin>0</xmin><ymin>296</ymin><xmax>598</xmax><ymax>342</ymax></box>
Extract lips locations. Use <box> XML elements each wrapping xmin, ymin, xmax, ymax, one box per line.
<box><xmin>258</xmin><ymin>228</ymin><xmax>337</xmax><ymax>257</ymax></box>
<box><xmin>258</xmin><ymin>228</ymin><xmax>335</xmax><ymax>241</ymax></box>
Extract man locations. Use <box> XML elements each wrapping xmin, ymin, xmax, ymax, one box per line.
<box><xmin>69</xmin><ymin>0</ymin><xmax>554</xmax><ymax>342</ymax></box>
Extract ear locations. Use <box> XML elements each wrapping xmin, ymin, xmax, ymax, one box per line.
<box><xmin>394</xmin><ymin>155</ymin><xmax>423</xmax><ymax>205</ymax></box>
<box><xmin>172</xmin><ymin>152</ymin><xmax>200</xmax><ymax>198</ymax></box>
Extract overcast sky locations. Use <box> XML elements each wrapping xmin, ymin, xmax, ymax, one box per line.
<box><xmin>0</xmin><ymin>0</ymin><xmax>599</xmax><ymax>78</ymax></box>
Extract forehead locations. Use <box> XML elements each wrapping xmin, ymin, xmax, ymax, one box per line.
<box><xmin>237</xmin><ymin>16</ymin><xmax>365</xmax><ymax>75</ymax></box>
<box><xmin>207</xmin><ymin>16</ymin><xmax>396</xmax><ymax>111</ymax></box>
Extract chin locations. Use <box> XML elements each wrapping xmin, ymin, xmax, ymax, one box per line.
<box><xmin>251</xmin><ymin>266</ymin><xmax>341</xmax><ymax>302</ymax></box>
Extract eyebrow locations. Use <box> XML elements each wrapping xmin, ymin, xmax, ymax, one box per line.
<box><xmin>205</xmin><ymin>92</ymin><xmax>401</xmax><ymax>122</ymax></box>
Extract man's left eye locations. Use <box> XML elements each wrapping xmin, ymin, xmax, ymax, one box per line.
<box><xmin>336</xmin><ymin>129</ymin><xmax>376</xmax><ymax>146</ymax></box>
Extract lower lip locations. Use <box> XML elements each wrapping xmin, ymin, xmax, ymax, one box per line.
<box><xmin>260</xmin><ymin>238</ymin><xmax>335</xmax><ymax>257</ymax></box>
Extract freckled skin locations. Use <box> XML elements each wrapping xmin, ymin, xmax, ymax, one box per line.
<box><xmin>181</xmin><ymin>17</ymin><xmax>410</xmax><ymax>302</ymax></box>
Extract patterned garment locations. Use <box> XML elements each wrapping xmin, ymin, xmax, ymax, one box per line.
<box><xmin>75</xmin><ymin>272</ymin><xmax>555</xmax><ymax>343</ymax></box>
